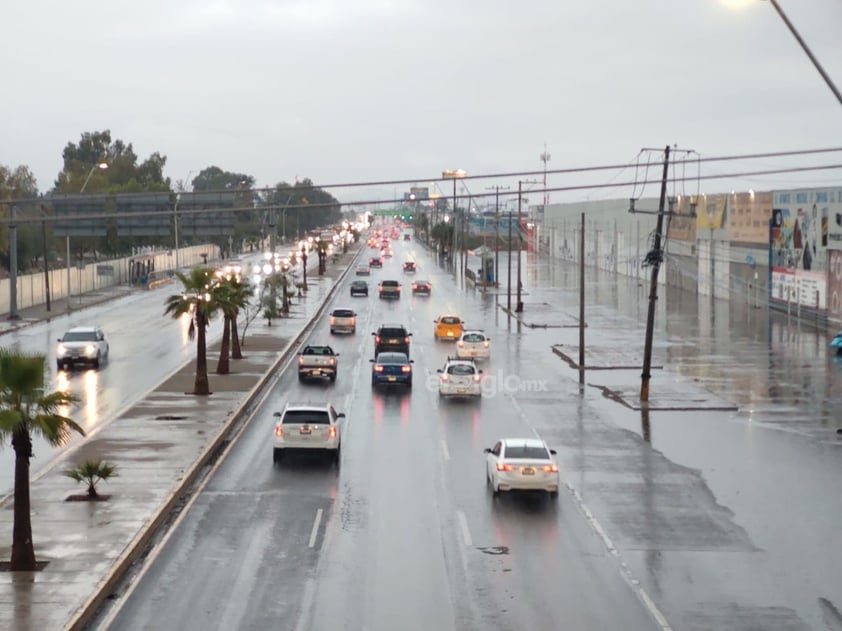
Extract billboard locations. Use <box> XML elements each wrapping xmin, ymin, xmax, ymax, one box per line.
<box><xmin>667</xmin><ymin>196</ymin><xmax>696</xmax><ymax>241</ymax></box>
<box><xmin>729</xmin><ymin>191</ymin><xmax>772</xmax><ymax>244</ymax></box>
<box><xmin>771</xmin><ymin>188</ymin><xmax>838</xmax><ymax>272</ymax></box>
<box><xmin>696</xmin><ymin>194</ymin><xmax>727</xmax><ymax>230</ymax></box>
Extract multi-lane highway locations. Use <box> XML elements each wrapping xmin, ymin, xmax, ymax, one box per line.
<box><xmin>27</xmin><ymin>229</ymin><xmax>839</xmax><ymax>630</ymax></box>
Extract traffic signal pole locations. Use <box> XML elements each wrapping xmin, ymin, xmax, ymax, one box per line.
<box><xmin>640</xmin><ymin>145</ymin><xmax>671</xmax><ymax>403</ymax></box>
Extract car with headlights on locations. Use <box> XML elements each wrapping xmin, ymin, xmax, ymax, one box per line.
<box><xmin>370</xmin><ymin>352</ymin><xmax>413</xmax><ymax>388</ymax></box>
<box><xmin>272</xmin><ymin>403</ymin><xmax>345</xmax><ymax>465</ymax></box>
<box><xmin>456</xmin><ymin>330</ymin><xmax>490</xmax><ymax>360</ymax></box>
<box><xmin>402</xmin><ymin>261</ymin><xmax>416</xmax><ymax>273</ymax></box>
<box><xmin>369</xmin><ymin>256</ymin><xmax>383</xmax><ymax>268</ymax></box>
<box><xmin>56</xmin><ymin>326</ymin><xmax>109</xmax><ymax>370</ymax></box>
<box><xmin>434</xmin><ymin>314</ymin><xmax>464</xmax><ymax>340</ymax></box>
<box><xmin>437</xmin><ymin>357</ymin><xmax>482</xmax><ymax>399</ymax></box>
<box><xmin>350</xmin><ymin>280</ymin><xmax>369</xmax><ymax>297</ymax></box>
<box><xmin>484</xmin><ymin>438</ymin><xmax>559</xmax><ymax>498</ymax></box>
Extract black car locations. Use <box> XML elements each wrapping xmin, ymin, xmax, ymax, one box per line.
<box><xmin>412</xmin><ymin>280</ymin><xmax>432</xmax><ymax>295</ymax></box>
<box><xmin>372</xmin><ymin>324</ymin><xmax>412</xmax><ymax>357</ymax></box>
<box><xmin>402</xmin><ymin>261</ymin><xmax>416</xmax><ymax>273</ymax></box>
<box><xmin>350</xmin><ymin>280</ymin><xmax>369</xmax><ymax>297</ymax></box>
<box><xmin>370</xmin><ymin>352</ymin><xmax>413</xmax><ymax>388</ymax></box>
<box><xmin>369</xmin><ymin>256</ymin><xmax>383</xmax><ymax>268</ymax></box>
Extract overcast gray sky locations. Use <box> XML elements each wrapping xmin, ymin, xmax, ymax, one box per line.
<box><xmin>3</xmin><ymin>0</ymin><xmax>842</xmax><ymax>206</ymax></box>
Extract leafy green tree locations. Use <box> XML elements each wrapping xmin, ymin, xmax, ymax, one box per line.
<box><xmin>261</xmin><ymin>179</ymin><xmax>342</xmax><ymax>240</ymax></box>
<box><xmin>164</xmin><ymin>268</ymin><xmax>219</xmax><ymax>395</ymax></box>
<box><xmin>63</xmin><ymin>459</ymin><xmax>118</xmax><ymax>499</ymax></box>
<box><xmin>0</xmin><ymin>350</ymin><xmax>82</xmax><ymax>571</ymax></box>
<box><xmin>0</xmin><ymin>164</ymin><xmax>41</xmax><ymax>273</ymax></box>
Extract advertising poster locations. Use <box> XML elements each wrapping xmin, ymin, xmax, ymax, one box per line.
<box><xmin>828</xmin><ymin>250</ymin><xmax>842</xmax><ymax>322</ymax></box>
<box><xmin>729</xmin><ymin>191</ymin><xmax>772</xmax><ymax>244</ymax></box>
<box><xmin>771</xmin><ymin>268</ymin><xmax>827</xmax><ymax>309</ymax></box>
<box><xmin>667</xmin><ymin>196</ymin><xmax>696</xmax><ymax>241</ymax></box>
<box><xmin>771</xmin><ymin>189</ymin><xmax>838</xmax><ymax>272</ymax></box>
<box><xmin>696</xmin><ymin>194</ymin><xmax>727</xmax><ymax>230</ymax></box>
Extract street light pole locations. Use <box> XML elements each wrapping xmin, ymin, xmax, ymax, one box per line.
<box><xmin>507</xmin><ymin>211</ymin><xmax>513</xmax><ymax>313</ymax></box>
<box><xmin>515</xmin><ymin>180</ymin><xmax>524</xmax><ymax>313</ymax></box>
<box><xmin>7</xmin><ymin>204</ymin><xmax>19</xmax><ymax>320</ymax></box>
<box><xmin>764</xmin><ymin>0</ymin><xmax>842</xmax><ymax>108</ymax></box>
<box><xmin>174</xmin><ymin>193</ymin><xmax>181</xmax><ymax>271</ymax></box>
<box><xmin>70</xmin><ymin>162</ymin><xmax>108</xmax><ymax>312</ymax></box>
<box><xmin>40</xmin><ymin>203</ymin><xmax>51</xmax><ymax>312</ymax></box>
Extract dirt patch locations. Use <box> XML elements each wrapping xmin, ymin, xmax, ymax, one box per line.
<box><xmin>65</xmin><ymin>494</ymin><xmax>112</xmax><ymax>502</ymax></box>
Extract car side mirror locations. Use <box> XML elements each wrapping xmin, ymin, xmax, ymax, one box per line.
<box><xmin>273</xmin><ymin>412</ymin><xmax>282</xmax><ymax>417</ymax></box>
<box><xmin>334</xmin><ymin>353</ymin><xmax>340</xmax><ymax>357</ymax></box>
<box><xmin>409</xmin><ymin>360</ymin><xmax>414</xmax><ymax>363</ymax></box>
<box><xmin>336</xmin><ymin>413</ymin><xmax>346</xmax><ymax>419</ymax></box>
<box><xmin>371</xmin><ymin>332</ymin><xmax>376</xmax><ymax>335</ymax></box>
<box><xmin>369</xmin><ymin>359</ymin><xmax>375</xmax><ymax>363</ymax></box>
<box><xmin>483</xmin><ymin>448</ymin><xmax>492</xmax><ymax>454</ymax></box>
<box><xmin>57</xmin><ymin>338</ymin><xmax>62</xmax><ymax>343</ymax></box>
<box><xmin>550</xmin><ymin>449</ymin><xmax>557</xmax><ymax>455</ymax></box>
<box><xmin>408</xmin><ymin>333</ymin><xmax>413</xmax><ymax>336</ymax></box>
<box><xmin>478</xmin><ymin>370</ymin><xmax>483</xmax><ymax>374</ymax></box>
<box><xmin>436</xmin><ymin>369</ymin><xmax>443</xmax><ymax>373</ymax></box>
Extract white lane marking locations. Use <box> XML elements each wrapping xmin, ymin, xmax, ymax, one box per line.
<box><xmin>440</xmin><ymin>439</ymin><xmax>451</xmax><ymax>461</ymax></box>
<box><xmin>308</xmin><ymin>508</ymin><xmax>324</xmax><ymax>548</ymax></box>
<box><xmin>293</xmin><ymin>578</ymin><xmax>317</xmax><ymax>631</ymax></box>
<box><xmin>456</xmin><ymin>510</ymin><xmax>472</xmax><ymax>547</ymax></box>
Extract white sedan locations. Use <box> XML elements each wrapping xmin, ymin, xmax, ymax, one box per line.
<box><xmin>484</xmin><ymin>438</ymin><xmax>560</xmax><ymax>498</ymax></box>
<box><xmin>437</xmin><ymin>358</ymin><xmax>482</xmax><ymax>398</ymax></box>
<box><xmin>455</xmin><ymin>330</ymin><xmax>490</xmax><ymax>360</ymax></box>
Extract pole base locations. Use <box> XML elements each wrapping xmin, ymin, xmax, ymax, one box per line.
<box><xmin>6</xmin><ymin>313</ymin><xmax>21</xmax><ymax>321</ymax></box>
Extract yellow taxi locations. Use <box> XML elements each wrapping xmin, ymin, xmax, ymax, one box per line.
<box><xmin>433</xmin><ymin>314</ymin><xmax>464</xmax><ymax>341</ymax></box>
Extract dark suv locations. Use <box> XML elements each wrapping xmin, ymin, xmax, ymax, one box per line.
<box><xmin>372</xmin><ymin>324</ymin><xmax>412</xmax><ymax>357</ymax></box>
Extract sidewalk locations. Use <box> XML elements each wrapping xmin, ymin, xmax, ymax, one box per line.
<box><xmin>0</xmin><ymin>245</ymin><xmax>361</xmax><ymax>631</ymax></box>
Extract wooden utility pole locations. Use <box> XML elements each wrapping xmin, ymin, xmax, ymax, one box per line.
<box><xmin>640</xmin><ymin>145</ymin><xmax>671</xmax><ymax>402</ymax></box>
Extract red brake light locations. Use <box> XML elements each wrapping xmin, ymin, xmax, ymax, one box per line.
<box><xmin>329</xmin><ymin>358</ymin><xmax>336</xmax><ymax>365</ymax></box>
<box><xmin>457</xmin><ymin>341</ymin><xmax>464</xmax><ymax>347</ymax></box>
<box><xmin>440</xmin><ymin>374</ymin><xmax>448</xmax><ymax>381</ymax></box>
<box><xmin>542</xmin><ymin>464</ymin><xmax>559</xmax><ymax>473</ymax></box>
<box><xmin>375</xmin><ymin>336</ymin><xmax>381</xmax><ymax>343</ymax></box>
<box><xmin>483</xmin><ymin>341</ymin><xmax>489</xmax><ymax>348</ymax></box>
<box><xmin>329</xmin><ymin>317</ymin><xmax>336</xmax><ymax>324</ymax></box>
<box><xmin>497</xmin><ymin>463</ymin><xmax>514</xmax><ymax>472</ymax></box>
<box><xmin>472</xmin><ymin>374</ymin><xmax>481</xmax><ymax>382</ymax></box>
<box><xmin>274</xmin><ymin>425</ymin><xmax>284</xmax><ymax>437</ymax></box>
<box><xmin>328</xmin><ymin>426</ymin><xmax>337</xmax><ymax>438</ymax></box>
<box><xmin>374</xmin><ymin>365</ymin><xmax>384</xmax><ymax>372</ymax></box>
<box><xmin>350</xmin><ymin>317</ymin><xmax>356</xmax><ymax>324</ymax></box>
<box><xmin>401</xmin><ymin>365</ymin><xmax>411</xmax><ymax>373</ymax></box>
<box><xmin>298</xmin><ymin>357</ymin><xmax>305</xmax><ymax>365</ymax></box>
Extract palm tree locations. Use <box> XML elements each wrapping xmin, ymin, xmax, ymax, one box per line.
<box><xmin>164</xmin><ymin>267</ymin><xmax>218</xmax><ymax>395</ymax></box>
<box><xmin>226</xmin><ymin>276</ymin><xmax>251</xmax><ymax>361</ymax></box>
<box><xmin>212</xmin><ymin>275</ymin><xmax>251</xmax><ymax>373</ymax></box>
<box><xmin>0</xmin><ymin>350</ymin><xmax>82</xmax><ymax>571</ymax></box>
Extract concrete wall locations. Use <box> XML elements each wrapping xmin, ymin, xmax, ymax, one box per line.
<box><xmin>0</xmin><ymin>244</ymin><xmax>216</xmax><ymax>316</ymax></box>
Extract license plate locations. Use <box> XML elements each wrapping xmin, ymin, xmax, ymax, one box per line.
<box><xmin>522</xmin><ymin>467</ymin><xmax>535</xmax><ymax>475</ymax></box>
<box><xmin>457</xmin><ymin>388</ymin><xmax>468</xmax><ymax>394</ymax></box>
<box><xmin>388</xmin><ymin>339</ymin><xmax>398</xmax><ymax>343</ymax></box>
<box><xmin>312</xmin><ymin>370</ymin><xmax>321</xmax><ymax>376</ymax></box>
<box><xmin>447</xmin><ymin>332</ymin><xmax>454</xmax><ymax>336</ymax></box>
<box><xmin>387</xmin><ymin>376</ymin><xmax>397</xmax><ymax>382</ymax></box>
<box><xmin>300</xmin><ymin>427</ymin><xmax>312</xmax><ymax>435</ymax></box>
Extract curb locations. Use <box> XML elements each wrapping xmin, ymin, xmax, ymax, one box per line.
<box><xmin>65</xmin><ymin>245</ymin><xmax>362</xmax><ymax>631</ymax></box>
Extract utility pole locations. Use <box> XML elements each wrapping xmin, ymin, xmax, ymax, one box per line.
<box><xmin>640</xmin><ymin>145</ymin><xmax>671</xmax><ymax>402</ymax></box>
<box><xmin>516</xmin><ymin>181</ymin><xmax>524</xmax><ymax>312</ymax></box>
<box><xmin>41</xmin><ymin>203</ymin><xmax>51</xmax><ymax>312</ymax></box>
<box><xmin>8</xmin><ymin>204</ymin><xmax>19</xmax><ymax>320</ymax></box>
<box><xmin>507</xmin><ymin>211</ymin><xmax>513</xmax><ymax>313</ymax></box>
<box><xmin>579</xmin><ymin>212</ymin><xmax>585</xmax><ymax>388</ymax></box>
<box><xmin>269</xmin><ymin>208</ymin><xmax>277</xmax><ymax>309</ymax></box>
<box><xmin>486</xmin><ymin>185</ymin><xmax>510</xmax><ymax>287</ymax></box>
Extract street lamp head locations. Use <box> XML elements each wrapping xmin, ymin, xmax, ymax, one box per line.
<box><xmin>97</xmin><ymin>162</ymin><xmax>108</xmax><ymax>170</ymax></box>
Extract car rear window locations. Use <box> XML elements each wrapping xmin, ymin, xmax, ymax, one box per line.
<box><xmin>352</xmin><ymin>281</ymin><xmax>367</xmax><ymax>286</ymax></box>
<box><xmin>376</xmin><ymin>353</ymin><xmax>408</xmax><ymax>364</ymax></box>
<box><xmin>332</xmin><ymin>309</ymin><xmax>354</xmax><ymax>317</ymax></box>
<box><xmin>447</xmin><ymin>364</ymin><xmax>475</xmax><ymax>376</ymax></box>
<box><xmin>463</xmin><ymin>333</ymin><xmax>485</xmax><ymax>342</ymax></box>
<box><xmin>282</xmin><ymin>410</ymin><xmax>330</xmax><ymax>424</ymax></box>
<box><xmin>504</xmin><ymin>446</ymin><xmax>550</xmax><ymax>459</ymax></box>
<box><xmin>302</xmin><ymin>346</ymin><xmax>333</xmax><ymax>355</ymax></box>
<box><xmin>441</xmin><ymin>317</ymin><xmax>460</xmax><ymax>324</ymax></box>
<box><xmin>381</xmin><ymin>281</ymin><xmax>399</xmax><ymax>287</ymax></box>
<box><xmin>379</xmin><ymin>328</ymin><xmax>407</xmax><ymax>337</ymax></box>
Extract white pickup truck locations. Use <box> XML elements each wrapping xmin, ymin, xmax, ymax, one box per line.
<box><xmin>298</xmin><ymin>345</ymin><xmax>340</xmax><ymax>382</ymax></box>
<box><xmin>329</xmin><ymin>308</ymin><xmax>357</xmax><ymax>334</ymax></box>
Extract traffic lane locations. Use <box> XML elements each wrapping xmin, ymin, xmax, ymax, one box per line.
<box><xmin>428</xmin><ymin>358</ymin><xmax>660</xmax><ymax>629</ymax></box>
<box><xmin>302</xmin><ymin>287</ymin><xmax>468</xmax><ymax>631</ymax></box>
<box><xmin>0</xmin><ymin>288</ymin><xmax>224</xmax><ymax>495</ymax></box>
<box><xmin>106</xmin><ymin>267</ymin><xmax>442</xmax><ymax>630</ymax></box>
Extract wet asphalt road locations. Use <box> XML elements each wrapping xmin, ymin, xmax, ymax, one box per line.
<box><xmin>83</xmin><ymin>234</ymin><xmax>842</xmax><ymax>630</ymax></box>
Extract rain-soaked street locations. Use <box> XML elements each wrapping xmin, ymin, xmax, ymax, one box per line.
<box><xmin>79</xmin><ymin>237</ymin><xmax>842</xmax><ymax>630</ymax></box>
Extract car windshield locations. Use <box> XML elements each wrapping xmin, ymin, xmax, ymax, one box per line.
<box><xmin>441</xmin><ymin>317</ymin><xmax>460</xmax><ymax>325</ymax></box>
<box><xmin>282</xmin><ymin>410</ymin><xmax>330</xmax><ymax>425</ymax></box>
<box><xmin>62</xmin><ymin>331</ymin><xmax>98</xmax><ymax>342</ymax></box>
<box><xmin>463</xmin><ymin>333</ymin><xmax>485</xmax><ymax>343</ymax></box>
<box><xmin>504</xmin><ymin>445</ymin><xmax>550</xmax><ymax>460</ymax></box>
<box><xmin>447</xmin><ymin>364</ymin><xmax>475</xmax><ymax>376</ymax></box>
<box><xmin>332</xmin><ymin>309</ymin><xmax>354</xmax><ymax>317</ymax></box>
<box><xmin>379</xmin><ymin>328</ymin><xmax>406</xmax><ymax>338</ymax></box>
<box><xmin>376</xmin><ymin>353</ymin><xmax>408</xmax><ymax>364</ymax></box>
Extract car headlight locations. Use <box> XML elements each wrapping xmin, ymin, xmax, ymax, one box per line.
<box><xmin>56</xmin><ymin>345</ymin><xmax>67</xmax><ymax>357</ymax></box>
<box><xmin>84</xmin><ymin>345</ymin><xmax>96</xmax><ymax>356</ymax></box>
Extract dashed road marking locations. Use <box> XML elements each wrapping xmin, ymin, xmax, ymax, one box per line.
<box><xmin>456</xmin><ymin>510</ymin><xmax>472</xmax><ymax>547</ymax></box>
<box><xmin>309</xmin><ymin>508</ymin><xmax>323</xmax><ymax>548</ymax></box>
<box><xmin>440</xmin><ymin>439</ymin><xmax>450</xmax><ymax>461</ymax></box>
